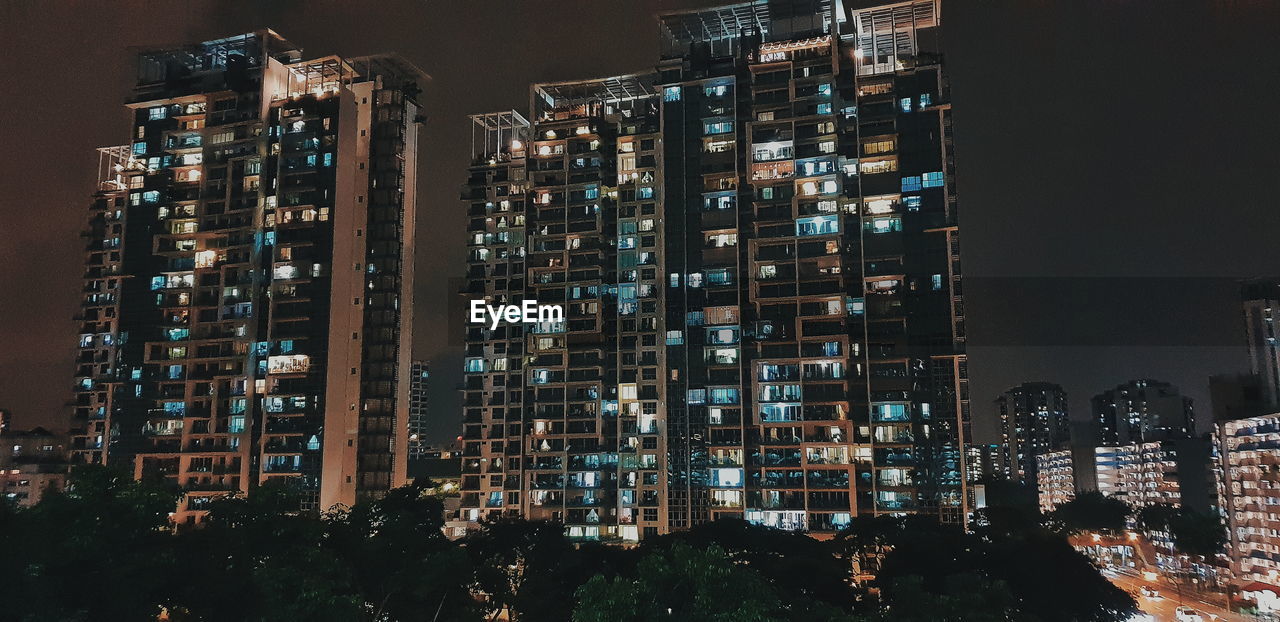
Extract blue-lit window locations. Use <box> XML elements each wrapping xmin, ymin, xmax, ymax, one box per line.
<box><xmin>706</xmin><ymin>268</ymin><xmax>733</xmax><ymax>286</ymax></box>
<box><xmin>585</xmin><ymin>185</ymin><xmax>600</xmax><ymax>200</ymax></box>
<box><xmin>163</xmin><ymin>402</ymin><xmax>185</xmax><ymax>416</ymax></box>
<box><xmin>865</xmin><ymin>217</ymin><xmax>902</xmax><ymax>234</ymax></box>
<box><xmin>900</xmin><ymin>176</ymin><xmax>922</xmax><ymax>192</ymax></box>
<box><xmin>132</xmin><ymin>141</ymin><xmax>147</xmax><ymax>155</ymax></box>
<box><xmin>922</xmin><ymin>171</ymin><xmax>945</xmax><ymax>188</ymax></box>
<box><xmin>919</xmin><ymin>93</ymin><xmax>933</xmax><ymax>107</ymax></box>
<box><xmin>816</xmin><ymin>103</ymin><xmax>832</xmax><ymax>115</ymax></box>
<box><xmin>796</xmin><ymin>214</ymin><xmax>839</xmax><ymax>237</ymax></box>
<box><xmin>307</xmin><ymin>435</ymin><xmax>321</xmax><ymax>451</ymax></box>
<box><xmin>703</xmin><ymin>120</ymin><xmax>733</xmax><ymax>135</ymax></box>
<box><xmin>686</xmin><ymin>311</ymin><xmax>705</xmax><ymax>326</ymax></box>
<box><xmin>899</xmin><ymin>97</ymin><xmax>913</xmax><ymax>113</ymax></box>
<box><xmin>709</xmin><ymin>387</ymin><xmax>740</xmax><ymax>405</ymax></box>
<box><xmin>817</xmin><ymin>84</ymin><xmax>832</xmax><ymax>96</ymax></box>
<box><xmin>706</xmin><ymin>326</ymin><xmax>739</xmax><ymax>345</ymax></box>
<box><xmin>704</xmin><ymin>193</ymin><xmax>734</xmax><ymax>210</ymax></box>
<box><xmin>873</xmin><ymin>403</ymin><xmax>910</xmax><ymax>422</ymax></box>
<box><xmin>638</xmin><ymin>186</ymin><xmax>653</xmax><ymax>199</ymax></box>
<box><xmin>704</xmin><ymin>84</ymin><xmax>729</xmax><ymax>97</ymax></box>
<box><xmin>323</xmin><ymin>152</ymin><xmax>333</xmax><ymax>167</ymax></box>
<box><xmin>687</xmin><ymin>389</ymin><xmax>706</xmax><ymax>405</ymax></box>
<box><xmin>228</xmin><ymin>415</ymin><xmax>246</xmax><ymax>434</ymax></box>
<box><xmin>531</xmin><ymin>369</ymin><xmax>552</xmax><ymax>384</ymax></box>
<box><xmin>666</xmin><ymin>330</ymin><xmax>683</xmax><ymax>345</ymax></box>
<box><xmin>167</xmin><ymin>328</ymin><xmax>189</xmax><ymax>341</ymax></box>
<box><xmin>148</xmin><ymin>107</ymin><xmax>167</xmax><ymax>120</ymax></box>
<box><xmin>465</xmin><ymin>358</ymin><xmax>485</xmax><ymax>373</ymax></box>
<box><xmin>847</xmin><ymin>297</ymin><xmax>865</xmax><ymax>315</ymax></box>
<box><xmin>904</xmin><ymin>196</ymin><xmax>922</xmax><ymax>211</ymax></box>
<box><xmin>142</xmin><ymin>190</ymin><xmax>160</xmax><ymax>203</ymax></box>
<box><xmin>663</xmin><ymin>86</ymin><xmax>682</xmax><ymax>102</ymax></box>
<box><xmin>932</xmin><ymin>274</ymin><xmax>944</xmax><ymax>290</ymax></box>
<box><xmin>669</xmin><ymin>273</ymin><xmax>680</xmax><ymax>287</ymax></box>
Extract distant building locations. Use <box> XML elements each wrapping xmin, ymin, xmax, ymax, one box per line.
<box><xmin>995</xmin><ymin>382</ymin><xmax>1070</xmax><ymax>488</ymax></box>
<box><xmin>965</xmin><ymin>443</ymin><xmax>1009</xmax><ymax>482</ymax></box>
<box><xmin>1242</xmin><ymin>281</ymin><xmax>1280</xmax><ymax>409</ymax></box>
<box><xmin>1210</xmin><ymin>373</ymin><xmax>1270</xmax><ymax>425</ymax></box>
<box><xmin>1220</xmin><ymin>413</ymin><xmax>1280</xmax><ymax>586</ymax></box>
<box><xmin>408</xmin><ymin>361</ymin><xmax>430</xmax><ymax>463</ymax></box>
<box><xmin>1094</xmin><ymin>438</ymin><xmax>1214</xmax><ymax>512</ymax></box>
<box><xmin>1092</xmin><ymin>380</ymin><xmax>1195</xmax><ymax>445</ymax></box>
<box><xmin>1035</xmin><ymin>449</ymin><xmax>1075</xmax><ymax>512</ymax></box>
<box><xmin>1</xmin><ymin>427</ymin><xmax>69</xmax><ymax>508</ymax></box>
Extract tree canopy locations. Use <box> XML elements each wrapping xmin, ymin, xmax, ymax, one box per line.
<box><xmin>0</xmin><ymin>467</ymin><xmax>1140</xmax><ymax>622</ymax></box>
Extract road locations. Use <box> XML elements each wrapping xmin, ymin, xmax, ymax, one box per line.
<box><xmin>1104</xmin><ymin>569</ymin><xmax>1247</xmax><ymax>622</ymax></box>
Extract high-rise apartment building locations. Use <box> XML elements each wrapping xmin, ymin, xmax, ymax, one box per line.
<box><xmin>1220</xmin><ymin>413</ymin><xmax>1280</xmax><ymax>585</ymax></box>
<box><xmin>408</xmin><ymin>361</ymin><xmax>430</xmax><ymax>463</ymax></box>
<box><xmin>1094</xmin><ymin>438</ymin><xmax>1214</xmax><ymax>512</ymax></box>
<box><xmin>995</xmin><ymin>382</ymin><xmax>1069</xmax><ymax>487</ymax></box>
<box><xmin>459</xmin><ymin>0</ymin><xmax>965</xmax><ymax>541</ymax></box>
<box><xmin>68</xmin><ymin>30</ymin><xmax>424</xmax><ymax>523</ymax></box>
<box><xmin>1092</xmin><ymin>379</ymin><xmax>1195</xmax><ymax>446</ymax></box>
<box><xmin>1242</xmin><ymin>280</ymin><xmax>1280</xmax><ymax>409</ymax></box>
<box><xmin>1035</xmin><ymin>448</ymin><xmax>1075</xmax><ymax>513</ymax></box>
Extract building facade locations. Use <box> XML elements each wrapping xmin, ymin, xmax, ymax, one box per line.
<box><xmin>995</xmin><ymin>382</ymin><xmax>1069</xmax><ymax>487</ymax></box>
<box><xmin>408</xmin><ymin>360</ymin><xmax>430</xmax><ymax>463</ymax></box>
<box><xmin>1094</xmin><ymin>438</ymin><xmax>1214</xmax><ymax>512</ymax></box>
<box><xmin>1</xmin><ymin>427</ymin><xmax>69</xmax><ymax>508</ymax></box>
<box><xmin>1035</xmin><ymin>448</ymin><xmax>1075</xmax><ymax>512</ymax></box>
<box><xmin>68</xmin><ymin>30</ymin><xmax>423</xmax><ymax>523</ymax></box>
<box><xmin>459</xmin><ymin>0</ymin><xmax>967</xmax><ymax>541</ymax></box>
<box><xmin>1220</xmin><ymin>413</ymin><xmax>1280</xmax><ymax>586</ymax></box>
<box><xmin>1243</xmin><ymin>281</ymin><xmax>1280</xmax><ymax>410</ymax></box>
<box><xmin>1092</xmin><ymin>379</ymin><xmax>1195</xmax><ymax>446</ymax></box>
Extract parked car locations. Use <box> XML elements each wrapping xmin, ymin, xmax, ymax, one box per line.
<box><xmin>1175</xmin><ymin>606</ymin><xmax>1203</xmax><ymax>622</ymax></box>
<box><xmin>1139</xmin><ymin>585</ymin><xmax>1160</xmax><ymax>599</ymax></box>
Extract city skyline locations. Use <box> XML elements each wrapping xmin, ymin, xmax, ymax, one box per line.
<box><xmin>2</xmin><ymin>1</ymin><xmax>1279</xmax><ymax>448</ymax></box>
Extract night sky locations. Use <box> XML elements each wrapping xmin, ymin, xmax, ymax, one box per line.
<box><xmin>2</xmin><ymin>1</ymin><xmax>1278</xmax><ymax>444</ymax></box>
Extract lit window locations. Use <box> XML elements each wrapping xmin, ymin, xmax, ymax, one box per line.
<box><xmin>899</xmin><ymin>97</ymin><xmax>913</xmax><ymax>113</ymax></box>
<box><xmin>666</xmin><ymin>330</ymin><xmax>684</xmax><ymax>345</ymax></box>
<box><xmin>900</xmin><ymin>176</ymin><xmax>922</xmax><ymax>192</ymax></box>
<box><xmin>148</xmin><ymin>107</ymin><xmax>167</xmax><ymax>120</ymax></box>
<box><xmin>663</xmin><ymin>86</ymin><xmax>681</xmax><ymax>102</ymax></box>
<box><xmin>922</xmin><ymin>171</ymin><xmax>945</xmax><ymax>188</ymax></box>
<box><xmin>131</xmin><ymin>142</ymin><xmax>147</xmax><ymax>155</ymax></box>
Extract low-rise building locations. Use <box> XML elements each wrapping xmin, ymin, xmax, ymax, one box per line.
<box><xmin>1</xmin><ymin>427</ymin><xmax>69</xmax><ymax>508</ymax></box>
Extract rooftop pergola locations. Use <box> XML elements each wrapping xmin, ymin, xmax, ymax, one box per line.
<box><xmin>469</xmin><ymin>111</ymin><xmax>531</xmax><ymax>161</ymax></box>
<box><xmin>657</xmin><ymin>0</ymin><xmax>833</xmax><ymax>57</ymax></box>
<box><xmin>532</xmin><ymin>73</ymin><xmax>657</xmax><ymax>120</ymax></box>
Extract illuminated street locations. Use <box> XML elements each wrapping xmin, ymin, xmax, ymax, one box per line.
<box><xmin>1104</xmin><ymin>570</ymin><xmax>1245</xmax><ymax>622</ymax></box>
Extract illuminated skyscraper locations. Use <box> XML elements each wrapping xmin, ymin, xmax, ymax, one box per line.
<box><xmin>68</xmin><ymin>30</ymin><xmax>424</xmax><ymax>523</ymax></box>
<box><xmin>460</xmin><ymin>0</ymin><xmax>966</xmax><ymax>540</ymax></box>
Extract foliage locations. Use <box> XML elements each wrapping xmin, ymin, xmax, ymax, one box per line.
<box><xmin>0</xmin><ymin>469</ymin><xmax>1142</xmax><ymax>622</ymax></box>
<box><xmin>572</xmin><ymin>542</ymin><xmax>854</xmax><ymax>622</ymax></box>
<box><xmin>1168</xmin><ymin>508</ymin><xmax>1227</xmax><ymax>559</ymax></box>
<box><xmin>1047</xmin><ymin>491</ymin><xmax>1132</xmax><ymax>535</ymax></box>
<box><xmin>1136</xmin><ymin>502</ymin><xmax>1179</xmax><ymax>533</ymax></box>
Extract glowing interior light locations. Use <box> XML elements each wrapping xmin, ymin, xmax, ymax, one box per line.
<box><xmin>510</xmin><ymin>139</ymin><xmax>523</xmax><ymax>151</ymax></box>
